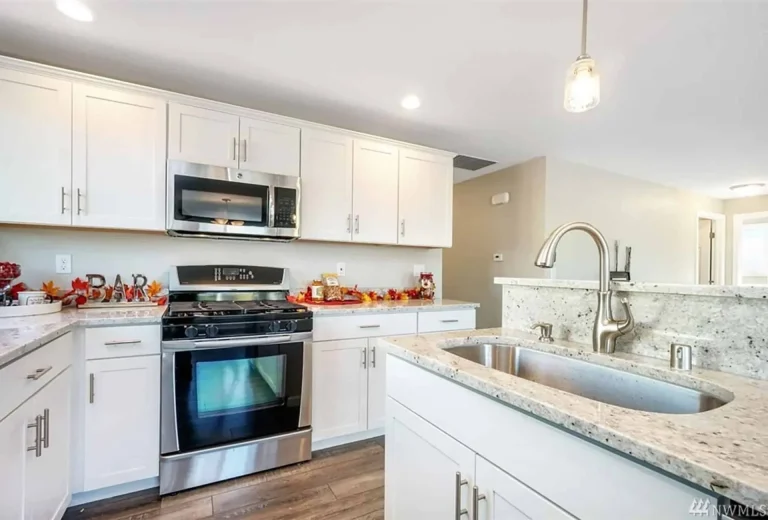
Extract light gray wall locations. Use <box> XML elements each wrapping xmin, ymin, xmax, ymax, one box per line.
<box><xmin>0</xmin><ymin>227</ymin><xmax>442</xmax><ymax>295</ymax></box>
<box><xmin>444</xmin><ymin>158</ymin><xmax>546</xmax><ymax>328</ymax></box>
<box><xmin>544</xmin><ymin>158</ymin><xmax>724</xmax><ymax>284</ymax></box>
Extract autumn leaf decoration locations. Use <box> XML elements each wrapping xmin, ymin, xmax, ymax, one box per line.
<box><xmin>146</xmin><ymin>280</ymin><xmax>163</xmax><ymax>298</ymax></box>
<box><xmin>41</xmin><ymin>281</ymin><xmax>61</xmax><ymax>299</ymax></box>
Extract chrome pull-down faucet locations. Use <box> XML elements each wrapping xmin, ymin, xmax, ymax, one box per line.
<box><xmin>534</xmin><ymin>222</ymin><xmax>634</xmax><ymax>354</ymax></box>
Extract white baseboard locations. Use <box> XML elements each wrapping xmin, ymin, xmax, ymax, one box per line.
<box><xmin>311</xmin><ymin>428</ymin><xmax>384</xmax><ymax>452</ymax></box>
<box><xmin>69</xmin><ymin>477</ymin><xmax>158</xmax><ymax>507</ymax></box>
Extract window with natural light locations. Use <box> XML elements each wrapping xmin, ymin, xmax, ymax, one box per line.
<box><xmin>739</xmin><ymin>221</ymin><xmax>768</xmax><ymax>285</ymax></box>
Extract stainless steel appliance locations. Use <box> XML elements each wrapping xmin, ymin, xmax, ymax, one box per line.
<box><xmin>159</xmin><ymin>265</ymin><xmax>312</xmax><ymax>495</ymax></box>
<box><xmin>166</xmin><ymin>160</ymin><xmax>300</xmax><ymax>241</ymax></box>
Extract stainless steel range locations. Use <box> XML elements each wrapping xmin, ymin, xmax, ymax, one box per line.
<box><xmin>159</xmin><ymin>265</ymin><xmax>312</xmax><ymax>495</ymax></box>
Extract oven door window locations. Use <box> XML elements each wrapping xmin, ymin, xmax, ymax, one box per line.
<box><xmin>173</xmin><ymin>342</ymin><xmax>304</xmax><ymax>452</ymax></box>
<box><xmin>174</xmin><ymin>175</ymin><xmax>269</xmax><ymax>227</ymax></box>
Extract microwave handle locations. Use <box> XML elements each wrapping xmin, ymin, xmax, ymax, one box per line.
<box><xmin>268</xmin><ymin>185</ymin><xmax>276</xmax><ymax>228</ymax></box>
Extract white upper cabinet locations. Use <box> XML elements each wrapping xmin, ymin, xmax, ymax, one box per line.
<box><xmin>240</xmin><ymin>117</ymin><xmax>300</xmax><ymax>176</ymax></box>
<box><xmin>0</xmin><ymin>69</ymin><xmax>72</xmax><ymax>227</ymax></box>
<box><xmin>168</xmin><ymin>103</ymin><xmax>239</xmax><ymax>168</ymax></box>
<box><xmin>83</xmin><ymin>355</ymin><xmax>160</xmax><ymax>492</ymax></box>
<box><xmin>398</xmin><ymin>148</ymin><xmax>453</xmax><ymax>248</ymax></box>
<box><xmin>72</xmin><ymin>84</ymin><xmax>167</xmax><ymax>231</ymax></box>
<box><xmin>300</xmin><ymin>129</ymin><xmax>354</xmax><ymax>242</ymax></box>
<box><xmin>352</xmin><ymin>139</ymin><xmax>399</xmax><ymax>245</ymax></box>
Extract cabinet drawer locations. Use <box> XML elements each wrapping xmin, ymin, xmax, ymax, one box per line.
<box><xmin>417</xmin><ymin>309</ymin><xmax>475</xmax><ymax>333</ymax></box>
<box><xmin>313</xmin><ymin>313</ymin><xmax>417</xmax><ymax>342</ymax></box>
<box><xmin>0</xmin><ymin>332</ymin><xmax>73</xmax><ymax>421</ymax></box>
<box><xmin>85</xmin><ymin>325</ymin><xmax>161</xmax><ymax>360</ymax></box>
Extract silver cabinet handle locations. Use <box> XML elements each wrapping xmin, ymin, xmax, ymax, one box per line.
<box><xmin>472</xmin><ymin>486</ymin><xmax>486</xmax><ymax>520</ymax></box>
<box><xmin>354</xmin><ymin>215</ymin><xmax>360</xmax><ymax>234</ymax></box>
<box><xmin>27</xmin><ymin>415</ymin><xmax>42</xmax><ymax>457</ymax></box>
<box><xmin>441</xmin><ymin>319</ymin><xmax>460</xmax><ymax>323</ymax></box>
<box><xmin>104</xmin><ymin>339</ymin><xmax>142</xmax><ymax>346</ymax></box>
<box><xmin>242</xmin><ymin>139</ymin><xmax>247</xmax><ymax>162</ymax></box>
<box><xmin>26</xmin><ymin>366</ymin><xmax>52</xmax><ymax>381</ymax></box>
<box><xmin>42</xmin><ymin>408</ymin><xmax>50</xmax><ymax>449</ymax></box>
<box><xmin>89</xmin><ymin>373</ymin><xmax>95</xmax><ymax>404</ymax></box>
<box><xmin>371</xmin><ymin>346</ymin><xmax>376</xmax><ymax>368</ymax></box>
<box><xmin>76</xmin><ymin>188</ymin><xmax>83</xmax><ymax>215</ymax></box>
<box><xmin>347</xmin><ymin>214</ymin><xmax>352</xmax><ymax>233</ymax></box>
<box><xmin>455</xmin><ymin>472</ymin><xmax>469</xmax><ymax>519</ymax></box>
<box><xmin>60</xmin><ymin>187</ymin><xmax>66</xmax><ymax>214</ymax></box>
<box><xmin>358</xmin><ymin>324</ymin><xmax>381</xmax><ymax>329</ymax></box>
<box><xmin>233</xmin><ymin>136</ymin><xmax>238</xmax><ymax>161</ymax></box>
<box><xmin>401</xmin><ymin>219</ymin><xmax>405</xmax><ymax>237</ymax></box>
<box><xmin>361</xmin><ymin>347</ymin><xmax>367</xmax><ymax>369</ymax></box>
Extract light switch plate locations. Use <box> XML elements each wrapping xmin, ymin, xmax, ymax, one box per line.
<box><xmin>493</xmin><ymin>253</ymin><xmax>503</xmax><ymax>262</ymax></box>
<box><xmin>336</xmin><ymin>262</ymin><xmax>346</xmax><ymax>276</ymax></box>
<box><xmin>413</xmin><ymin>264</ymin><xmax>426</xmax><ymax>277</ymax></box>
<box><xmin>56</xmin><ymin>254</ymin><xmax>72</xmax><ymax>274</ymax></box>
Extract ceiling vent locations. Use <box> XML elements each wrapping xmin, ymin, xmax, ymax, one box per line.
<box><xmin>453</xmin><ymin>155</ymin><xmax>496</xmax><ymax>171</ymax></box>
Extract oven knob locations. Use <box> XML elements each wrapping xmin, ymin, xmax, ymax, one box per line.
<box><xmin>287</xmin><ymin>320</ymin><xmax>298</xmax><ymax>332</ymax></box>
<box><xmin>269</xmin><ymin>321</ymin><xmax>280</xmax><ymax>333</ymax></box>
<box><xmin>184</xmin><ymin>326</ymin><xmax>199</xmax><ymax>338</ymax></box>
<box><xmin>205</xmin><ymin>324</ymin><xmax>220</xmax><ymax>338</ymax></box>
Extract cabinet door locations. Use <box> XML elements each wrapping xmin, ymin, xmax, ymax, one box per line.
<box><xmin>299</xmin><ymin>129</ymin><xmax>353</xmax><ymax>242</ymax></box>
<box><xmin>25</xmin><ymin>368</ymin><xmax>72</xmax><ymax>520</ymax></box>
<box><xmin>475</xmin><ymin>455</ymin><xmax>576</xmax><ymax>520</ymax></box>
<box><xmin>311</xmin><ymin>339</ymin><xmax>368</xmax><ymax>441</ymax></box>
<box><xmin>168</xmin><ymin>103</ymin><xmax>239</xmax><ymax>168</ymax></box>
<box><xmin>352</xmin><ymin>139</ymin><xmax>399</xmax><ymax>245</ymax></box>
<box><xmin>398</xmin><ymin>148</ymin><xmax>453</xmax><ymax>247</ymax></box>
<box><xmin>84</xmin><ymin>356</ymin><xmax>160</xmax><ymax>491</ymax></box>
<box><xmin>0</xmin><ymin>400</ymin><xmax>30</xmax><ymax>520</ymax></box>
<box><xmin>366</xmin><ymin>340</ymin><xmax>387</xmax><ymax>431</ymax></box>
<box><xmin>72</xmin><ymin>85</ymin><xmax>167</xmax><ymax>231</ymax></box>
<box><xmin>386</xmin><ymin>398</ymin><xmax>475</xmax><ymax>520</ymax></box>
<box><xmin>239</xmin><ymin>117</ymin><xmax>300</xmax><ymax>176</ymax></box>
<box><xmin>0</xmin><ymin>69</ymin><xmax>72</xmax><ymax>227</ymax></box>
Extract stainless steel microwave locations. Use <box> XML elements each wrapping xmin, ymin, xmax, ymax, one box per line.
<box><xmin>166</xmin><ymin>160</ymin><xmax>300</xmax><ymax>241</ymax></box>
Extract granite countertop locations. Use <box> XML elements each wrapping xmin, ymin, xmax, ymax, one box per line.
<box><xmin>494</xmin><ymin>276</ymin><xmax>768</xmax><ymax>300</ymax></box>
<box><xmin>382</xmin><ymin>328</ymin><xmax>768</xmax><ymax>508</ymax></box>
<box><xmin>303</xmin><ymin>298</ymin><xmax>479</xmax><ymax>317</ymax></box>
<box><xmin>0</xmin><ymin>306</ymin><xmax>166</xmax><ymax>369</ymax></box>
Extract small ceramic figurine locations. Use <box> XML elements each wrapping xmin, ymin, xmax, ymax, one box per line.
<box><xmin>419</xmin><ymin>272</ymin><xmax>435</xmax><ymax>300</ymax></box>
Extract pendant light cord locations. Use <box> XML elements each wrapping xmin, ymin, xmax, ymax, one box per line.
<box><xmin>581</xmin><ymin>0</ymin><xmax>588</xmax><ymax>56</ymax></box>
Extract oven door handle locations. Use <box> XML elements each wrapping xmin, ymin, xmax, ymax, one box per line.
<box><xmin>162</xmin><ymin>332</ymin><xmax>312</xmax><ymax>351</ymax></box>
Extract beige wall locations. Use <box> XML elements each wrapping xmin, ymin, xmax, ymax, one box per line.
<box><xmin>444</xmin><ymin>158</ymin><xmax>546</xmax><ymax>328</ymax></box>
<box><xmin>0</xmin><ymin>226</ymin><xmax>443</xmax><ymax>294</ymax></box>
<box><xmin>723</xmin><ymin>195</ymin><xmax>768</xmax><ymax>284</ymax></box>
<box><xmin>544</xmin><ymin>158</ymin><xmax>724</xmax><ymax>284</ymax></box>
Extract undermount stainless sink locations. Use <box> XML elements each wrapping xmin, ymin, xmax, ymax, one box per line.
<box><xmin>444</xmin><ymin>344</ymin><xmax>730</xmax><ymax>414</ymax></box>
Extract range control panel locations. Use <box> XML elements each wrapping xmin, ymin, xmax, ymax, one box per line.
<box><xmin>274</xmin><ymin>187</ymin><xmax>298</xmax><ymax>229</ymax></box>
<box><xmin>176</xmin><ymin>265</ymin><xmax>285</xmax><ymax>286</ymax></box>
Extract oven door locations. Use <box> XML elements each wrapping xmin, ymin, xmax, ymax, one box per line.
<box><xmin>160</xmin><ymin>332</ymin><xmax>311</xmax><ymax>455</ymax></box>
<box><xmin>166</xmin><ymin>160</ymin><xmax>300</xmax><ymax>240</ymax></box>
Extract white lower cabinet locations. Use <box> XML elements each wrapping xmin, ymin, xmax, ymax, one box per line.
<box><xmin>475</xmin><ymin>456</ymin><xmax>575</xmax><ymax>520</ymax></box>
<box><xmin>83</xmin><ymin>355</ymin><xmax>160</xmax><ymax>491</ymax></box>
<box><xmin>0</xmin><ymin>365</ymin><xmax>72</xmax><ymax>520</ymax></box>
<box><xmin>365</xmin><ymin>341</ymin><xmax>387</xmax><ymax>431</ymax></box>
<box><xmin>385</xmin><ymin>399</ymin><xmax>475</xmax><ymax>520</ymax></box>
<box><xmin>312</xmin><ymin>339</ymin><xmax>369</xmax><ymax>441</ymax></box>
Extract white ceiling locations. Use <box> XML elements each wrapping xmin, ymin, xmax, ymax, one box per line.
<box><xmin>0</xmin><ymin>1</ymin><xmax>766</xmax><ymax>199</ymax></box>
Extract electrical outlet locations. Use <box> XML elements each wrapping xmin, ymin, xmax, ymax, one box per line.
<box><xmin>55</xmin><ymin>254</ymin><xmax>72</xmax><ymax>274</ymax></box>
<box><xmin>493</xmin><ymin>253</ymin><xmax>504</xmax><ymax>262</ymax></box>
<box><xmin>413</xmin><ymin>264</ymin><xmax>426</xmax><ymax>277</ymax></box>
<box><xmin>336</xmin><ymin>262</ymin><xmax>346</xmax><ymax>276</ymax></box>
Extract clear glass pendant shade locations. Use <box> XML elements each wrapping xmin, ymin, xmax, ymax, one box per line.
<box><xmin>564</xmin><ymin>56</ymin><xmax>600</xmax><ymax>113</ymax></box>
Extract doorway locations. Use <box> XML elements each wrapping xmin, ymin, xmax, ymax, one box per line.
<box><xmin>696</xmin><ymin>212</ymin><xmax>726</xmax><ymax>285</ymax></box>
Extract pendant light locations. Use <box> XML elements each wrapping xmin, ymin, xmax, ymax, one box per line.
<box><xmin>564</xmin><ymin>0</ymin><xmax>600</xmax><ymax>113</ymax></box>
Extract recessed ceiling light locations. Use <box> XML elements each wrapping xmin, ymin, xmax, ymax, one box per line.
<box><xmin>56</xmin><ymin>0</ymin><xmax>94</xmax><ymax>22</ymax></box>
<box><xmin>401</xmin><ymin>95</ymin><xmax>421</xmax><ymax>110</ymax></box>
<box><xmin>729</xmin><ymin>183</ymin><xmax>766</xmax><ymax>195</ymax></box>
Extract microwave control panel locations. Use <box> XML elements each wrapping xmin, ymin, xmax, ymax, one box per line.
<box><xmin>274</xmin><ymin>187</ymin><xmax>298</xmax><ymax>228</ymax></box>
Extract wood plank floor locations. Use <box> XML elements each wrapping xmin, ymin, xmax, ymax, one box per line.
<box><xmin>64</xmin><ymin>438</ymin><xmax>385</xmax><ymax>520</ymax></box>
